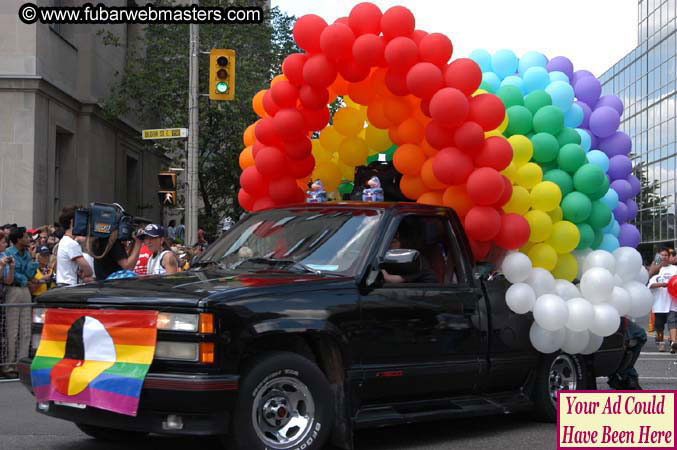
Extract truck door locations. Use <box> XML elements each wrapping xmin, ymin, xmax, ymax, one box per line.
<box><xmin>357</xmin><ymin>214</ymin><xmax>484</xmax><ymax>403</ymax></box>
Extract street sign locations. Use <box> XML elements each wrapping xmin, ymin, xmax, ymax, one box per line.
<box><xmin>142</xmin><ymin>128</ymin><xmax>188</xmax><ymax>140</ymax></box>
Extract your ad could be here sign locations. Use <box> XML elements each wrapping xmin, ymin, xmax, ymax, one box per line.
<box><xmin>558</xmin><ymin>391</ymin><xmax>676</xmax><ymax>449</ymax></box>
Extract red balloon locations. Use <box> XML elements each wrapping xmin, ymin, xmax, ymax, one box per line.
<box><xmin>253</xmin><ymin>197</ymin><xmax>276</xmax><ymax>212</ymax></box>
<box><xmin>474</xmin><ymin>136</ymin><xmax>513</xmax><ymax>171</ymax></box>
<box><xmin>303</xmin><ymin>54</ymin><xmax>337</xmax><ymax>88</ymax></box>
<box><xmin>384</xmin><ymin>37</ymin><xmax>419</xmax><ymax>71</ymax></box>
<box><xmin>352</xmin><ymin>33</ymin><xmax>385</xmax><ymax>67</ymax></box>
<box><xmin>425</xmin><ymin>121</ymin><xmax>455</xmax><ymax>149</ymax></box>
<box><xmin>406</xmin><ymin>62</ymin><xmax>444</xmax><ymax>100</ymax></box>
<box><xmin>429</xmin><ymin>87</ymin><xmax>469</xmax><ymax>127</ymax></box>
<box><xmin>493</xmin><ymin>214</ymin><xmax>530</xmax><ymax>250</ymax></box>
<box><xmin>293</xmin><ymin>14</ymin><xmax>327</xmax><ymax>53</ymax></box>
<box><xmin>252</xmin><ymin>139</ymin><xmax>265</xmax><ymax>157</ymax></box>
<box><xmin>468</xmin><ymin>238</ymin><xmax>491</xmax><ymax>261</ymax></box>
<box><xmin>380</xmin><ymin>6</ymin><xmax>415</xmax><ymax>40</ymax></box>
<box><xmin>299</xmin><ymin>85</ymin><xmax>329</xmax><ymax>110</ymax></box>
<box><xmin>453</xmin><ymin>122</ymin><xmax>485</xmax><ymax>153</ymax></box>
<box><xmin>263</xmin><ymin>90</ymin><xmax>280</xmax><ymax>117</ymax></box>
<box><xmin>348</xmin><ymin>2</ymin><xmax>382</xmax><ymax>35</ymax></box>
<box><xmin>270</xmin><ymin>80</ymin><xmax>299</xmax><ymax>109</ymax></box>
<box><xmin>282</xmin><ymin>53</ymin><xmax>307</xmax><ymax>86</ymax></box>
<box><xmin>334</xmin><ymin>17</ymin><xmax>349</xmax><ymax>26</ymax></box>
<box><xmin>287</xmin><ymin>154</ymin><xmax>316</xmax><ymax>179</ymax></box>
<box><xmin>240</xmin><ymin>166</ymin><xmax>268</xmax><ymax>197</ymax></box>
<box><xmin>238</xmin><ymin>188</ymin><xmax>255</xmax><ymax>211</ymax></box>
<box><xmin>468</xmin><ymin>94</ymin><xmax>505</xmax><ymax>131</ymax></box>
<box><xmin>255</xmin><ymin>118</ymin><xmax>280</xmax><ymax>146</ymax></box>
<box><xmin>300</xmin><ymin>106</ymin><xmax>330</xmax><ymax>131</ymax></box>
<box><xmin>269</xmin><ymin>176</ymin><xmax>301</xmax><ymax>204</ymax></box>
<box><xmin>418</xmin><ymin>33</ymin><xmax>453</xmax><ymax>67</ymax></box>
<box><xmin>273</xmin><ymin>109</ymin><xmax>306</xmax><ymax>140</ymax></box>
<box><xmin>411</xmin><ymin>30</ymin><xmax>428</xmax><ymax>45</ymax></box>
<box><xmin>385</xmin><ymin>69</ymin><xmax>409</xmax><ymax>96</ymax></box>
<box><xmin>320</xmin><ymin>23</ymin><xmax>355</xmax><ymax>61</ymax></box>
<box><xmin>445</xmin><ymin>58</ymin><xmax>483</xmax><ymax>96</ymax></box>
<box><xmin>668</xmin><ymin>275</ymin><xmax>677</xmax><ymax>298</ymax></box>
<box><xmin>432</xmin><ymin>147</ymin><xmax>474</xmax><ymax>185</ymax></box>
<box><xmin>284</xmin><ymin>136</ymin><xmax>312</xmax><ymax>160</ymax></box>
<box><xmin>466</xmin><ymin>167</ymin><xmax>505</xmax><ymax>206</ymax></box>
<box><xmin>255</xmin><ymin>146</ymin><xmax>287</xmax><ymax>179</ymax></box>
<box><xmin>464</xmin><ymin>206</ymin><xmax>501</xmax><ymax>242</ymax></box>
<box><xmin>419</xmin><ymin>98</ymin><xmax>431</xmax><ymax>117</ymax></box>
<box><xmin>339</xmin><ymin>59</ymin><xmax>370</xmax><ymax>82</ymax></box>
<box><xmin>495</xmin><ymin>175</ymin><xmax>513</xmax><ymax>207</ymax></box>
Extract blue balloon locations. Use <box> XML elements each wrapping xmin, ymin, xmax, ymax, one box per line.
<box><xmin>545</xmin><ymin>80</ymin><xmax>575</xmax><ymax>112</ymax></box>
<box><xmin>518</xmin><ymin>51</ymin><xmax>548</xmax><ymax>76</ymax></box>
<box><xmin>586</xmin><ymin>150</ymin><xmax>610</xmax><ymax>172</ymax></box>
<box><xmin>492</xmin><ymin>49</ymin><xmax>518</xmax><ymax>79</ymax></box>
<box><xmin>482</xmin><ymin>72</ymin><xmax>501</xmax><ymax>93</ymax></box>
<box><xmin>602</xmin><ymin>214</ymin><xmax>615</xmax><ymax>232</ymax></box>
<box><xmin>564</xmin><ymin>103</ymin><xmax>584</xmax><ymax>128</ymax></box>
<box><xmin>549</xmin><ymin>71</ymin><xmax>570</xmax><ymax>84</ymax></box>
<box><xmin>598</xmin><ymin>233</ymin><xmax>620</xmax><ymax>252</ymax></box>
<box><xmin>523</xmin><ymin>67</ymin><xmax>550</xmax><ymax>93</ymax></box>
<box><xmin>610</xmin><ymin>220</ymin><xmax>621</xmax><ymax>237</ymax></box>
<box><xmin>575</xmin><ymin>128</ymin><xmax>592</xmax><ymax>151</ymax></box>
<box><xmin>469</xmin><ymin>49</ymin><xmax>493</xmax><ymax>72</ymax></box>
<box><xmin>600</xmin><ymin>188</ymin><xmax>619</xmax><ymax>210</ymax></box>
<box><xmin>500</xmin><ymin>75</ymin><xmax>525</xmax><ymax>95</ymax></box>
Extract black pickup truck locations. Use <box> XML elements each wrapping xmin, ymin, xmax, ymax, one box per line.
<box><xmin>19</xmin><ymin>202</ymin><xmax>625</xmax><ymax>450</ymax></box>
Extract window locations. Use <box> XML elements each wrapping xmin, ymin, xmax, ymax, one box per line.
<box><xmin>50</xmin><ymin>0</ymin><xmax>63</xmax><ymax>34</ymax></box>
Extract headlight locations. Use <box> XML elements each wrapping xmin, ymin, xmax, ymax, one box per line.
<box><xmin>156</xmin><ymin>313</ymin><xmax>199</xmax><ymax>332</ymax></box>
<box><xmin>32</xmin><ymin>308</ymin><xmax>46</xmax><ymax>324</ymax></box>
<box><xmin>154</xmin><ymin>341</ymin><xmax>199</xmax><ymax>361</ymax></box>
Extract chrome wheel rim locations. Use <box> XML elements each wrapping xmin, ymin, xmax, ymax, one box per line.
<box><xmin>548</xmin><ymin>355</ymin><xmax>577</xmax><ymax>407</ymax></box>
<box><xmin>252</xmin><ymin>376</ymin><xmax>315</xmax><ymax>449</ymax></box>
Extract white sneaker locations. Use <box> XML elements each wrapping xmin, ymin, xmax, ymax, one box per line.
<box><xmin>658</xmin><ymin>341</ymin><xmax>666</xmax><ymax>352</ymax></box>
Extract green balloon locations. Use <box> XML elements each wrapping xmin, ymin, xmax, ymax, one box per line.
<box><xmin>524</xmin><ymin>90</ymin><xmax>552</xmax><ymax>116</ymax></box>
<box><xmin>576</xmin><ymin>223</ymin><xmax>595</xmax><ymax>250</ymax></box>
<box><xmin>479</xmin><ymin>81</ymin><xmax>494</xmax><ymax>93</ymax></box>
<box><xmin>338</xmin><ymin>182</ymin><xmax>354</xmax><ymax>196</ymax></box>
<box><xmin>505</xmin><ymin>105</ymin><xmax>533</xmax><ymax>136</ymax></box>
<box><xmin>366</xmin><ymin>154</ymin><xmax>378</xmax><ymax>164</ymax></box>
<box><xmin>557</xmin><ymin>127</ymin><xmax>582</xmax><ymax>147</ymax></box>
<box><xmin>385</xmin><ymin>145</ymin><xmax>396</xmax><ymax>160</ymax></box>
<box><xmin>532</xmin><ymin>105</ymin><xmax>564</xmax><ymax>135</ymax></box>
<box><xmin>558</xmin><ymin>143</ymin><xmax>587</xmax><ymax>174</ymax></box>
<box><xmin>497</xmin><ymin>85</ymin><xmax>524</xmax><ymax>109</ymax></box>
<box><xmin>573</xmin><ymin>163</ymin><xmax>606</xmax><ymax>195</ymax></box>
<box><xmin>561</xmin><ymin>191</ymin><xmax>592</xmax><ymax>223</ymax></box>
<box><xmin>591</xmin><ymin>229</ymin><xmax>604</xmax><ymax>249</ymax></box>
<box><xmin>531</xmin><ymin>133</ymin><xmax>560</xmax><ymax>163</ymax></box>
<box><xmin>588</xmin><ymin>175</ymin><xmax>610</xmax><ymax>201</ymax></box>
<box><xmin>539</xmin><ymin>161</ymin><xmax>559</xmax><ymax>172</ymax></box>
<box><xmin>543</xmin><ymin>169</ymin><xmax>574</xmax><ymax>197</ymax></box>
<box><xmin>587</xmin><ymin>201</ymin><xmax>612</xmax><ymax>230</ymax></box>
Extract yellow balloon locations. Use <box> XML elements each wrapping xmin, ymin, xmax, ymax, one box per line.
<box><xmin>496</xmin><ymin>112</ymin><xmax>509</xmax><ymax>133</ymax></box>
<box><xmin>520</xmin><ymin>241</ymin><xmax>535</xmax><ymax>254</ymax></box>
<box><xmin>338</xmin><ymin>162</ymin><xmax>355</xmax><ymax>181</ymax></box>
<box><xmin>501</xmin><ymin>162</ymin><xmax>517</xmax><ymax>182</ymax></box>
<box><xmin>548</xmin><ymin>206</ymin><xmax>563</xmax><ymax>223</ymax></box>
<box><xmin>312</xmin><ymin>162</ymin><xmax>342</xmax><ymax>192</ymax></box>
<box><xmin>311</xmin><ymin>139</ymin><xmax>331</xmax><ymax>163</ymax></box>
<box><xmin>503</xmin><ymin>185</ymin><xmax>531</xmax><ymax>215</ymax></box>
<box><xmin>508</xmin><ymin>135</ymin><xmax>533</xmax><ymax>167</ymax></box>
<box><xmin>527</xmin><ymin>243</ymin><xmax>558</xmax><ymax>271</ymax></box>
<box><xmin>530</xmin><ymin>181</ymin><xmax>562</xmax><ymax>212</ymax></box>
<box><xmin>334</xmin><ymin>107</ymin><xmax>365</xmax><ymax>136</ymax></box>
<box><xmin>319</xmin><ymin>126</ymin><xmax>343</xmax><ymax>153</ymax></box>
<box><xmin>516</xmin><ymin>162</ymin><xmax>543</xmax><ymax>189</ymax></box>
<box><xmin>343</xmin><ymin>96</ymin><xmax>360</xmax><ymax>109</ymax></box>
<box><xmin>338</xmin><ymin>136</ymin><xmax>368</xmax><ymax>167</ymax></box>
<box><xmin>551</xmin><ymin>253</ymin><xmax>578</xmax><ymax>281</ymax></box>
<box><xmin>525</xmin><ymin>210</ymin><xmax>553</xmax><ymax>243</ymax></box>
<box><xmin>472</xmin><ymin>88</ymin><xmax>488</xmax><ymax>97</ymax></box>
<box><xmin>546</xmin><ymin>220</ymin><xmax>581</xmax><ymax>254</ymax></box>
<box><xmin>365</xmin><ymin>124</ymin><xmax>392</xmax><ymax>153</ymax></box>
<box><xmin>484</xmin><ymin>129</ymin><xmax>503</xmax><ymax>138</ymax></box>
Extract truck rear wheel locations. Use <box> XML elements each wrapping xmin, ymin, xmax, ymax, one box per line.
<box><xmin>76</xmin><ymin>423</ymin><xmax>148</xmax><ymax>442</ymax></box>
<box><xmin>533</xmin><ymin>353</ymin><xmax>589</xmax><ymax>422</ymax></box>
<box><xmin>224</xmin><ymin>352</ymin><xmax>334</xmax><ymax>450</ymax></box>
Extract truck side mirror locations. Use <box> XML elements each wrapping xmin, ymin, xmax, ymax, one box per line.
<box><xmin>473</xmin><ymin>262</ymin><xmax>493</xmax><ymax>281</ymax></box>
<box><xmin>381</xmin><ymin>249</ymin><xmax>422</xmax><ymax>275</ymax></box>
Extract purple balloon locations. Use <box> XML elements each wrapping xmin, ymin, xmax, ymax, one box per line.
<box><xmin>613</xmin><ymin>201</ymin><xmax>628</xmax><ymax>223</ymax></box>
<box><xmin>588</xmin><ymin>131</ymin><xmax>599</xmax><ymax>151</ymax></box>
<box><xmin>571</xmin><ymin>69</ymin><xmax>595</xmax><ymax>86</ymax></box>
<box><xmin>625</xmin><ymin>199</ymin><xmax>638</xmax><ymax>220</ymax></box>
<box><xmin>599</xmin><ymin>131</ymin><xmax>632</xmax><ymax>157</ymax></box>
<box><xmin>546</xmin><ymin>56</ymin><xmax>574</xmax><ymax>80</ymax></box>
<box><xmin>595</xmin><ymin>95</ymin><xmax>624</xmax><ymax>115</ymax></box>
<box><xmin>627</xmin><ymin>174</ymin><xmax>640</xmax><ymax>196</ymax></box>
<box><xmin>574</xmin><ymin>76</ymin><xmax>602</xmax><ymax>107</ymax></box>
<box><xmin>576</xmin><ymin>101</ymin><xmax>592</xmax><ymax>128</ymax></box>
<box><xmin>589</xmin><ymin>106</ymin><xmax>621</xmax><ymax>138</ymax></box>
<box><xmin>618</xmin><ymin>224</ymin><xmax>641</xmax><ymax>248</ymax></box>
<box><xmin>611</xmin><ymin>179</ymin><xmax>633</xmax><ymax>202</ymax></box>
<box><xmin>608</xmin><ymin>155</ymin><xmax>633</xmax><ymax>180</ymax></box>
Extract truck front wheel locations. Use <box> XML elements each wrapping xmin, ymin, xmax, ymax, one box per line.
<box><xmin>224</xmin><ymin>352</ymin><xmax>334</xmax><ymax>450</ymax></box>
<box><xmin>533</xmin><ymin>353</ymin><xmax>590</xmax><ymax>422</ymax></box>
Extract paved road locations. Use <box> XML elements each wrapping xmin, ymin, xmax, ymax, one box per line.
<box><xmin>1</xmin><ymin>351</ymin><xmax>675</xmax><ymax>450</ymax></box>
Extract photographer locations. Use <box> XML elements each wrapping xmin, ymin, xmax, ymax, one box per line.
<box><xmin>91</xmin><ymin>227</ymin><xmax>143</xmax><ymax>280</ymax></box>
<box><xmin>56</xmin><ymin>205</ymin><xmax>94</xmax><ymax>286</ymax></box>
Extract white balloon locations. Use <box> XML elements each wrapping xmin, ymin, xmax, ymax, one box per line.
<box><xmin>583</xmin><ymin>250</ymin><xmax>616</xmax><ymax>273</ymax></box>
<box><xmin>613</xmin><ymin>247</ymin><xmax>643</xmax><ymax>281</ymax></box>
<box><xmin>580</xmin><ymin>267</ymin><xmax>615</xmax><ymax>304</ymax></box>
<box><xmin>573</xmin><ymin>249</ymin><xmax>592</xmax><ymax>280</ymax></box>
<box><xmin>566</xmin><ymin>298</ymin><xmax>594</xmax><ymax>332</ymax></box>
<box><xmin>526</xmin><ymin>268</ymin><xmax>556</xmax><ymax>297</ymax></box>
<box><xmin>561</xmin><ymin>329</ymin><xmax>590</xmax><ymax>354</ymax></box>
<box><xmin>580</xmin><ymin>333</ymin><xmax>604</xmax><ymax>355</ymax></box>
<box><xmin>554</xmin><ymin>279</ymin><xmax>580</xmax><ymax>300</ymax></box>
<box><xmin>533</xmin><ymin>294</ymin><xmax>569</xmax><ymax>331</ymax></box>
<box><xmin>636</xmin><ymin>266</ymin><xmax>649</xmax><ymax>284</ymax></box>
<box><xmin>506</xmin><ymin>283</ymin><xmax>536</xmax><ymax>314</ymax></box>
<box><xmin>608</xmin><ymin>286</ymin><xmax>631</xmax><ymax>316</ymax></box>
<box><xmin>529</xmin><ymin>322</ymin><xmax>566</xmax><ymax>354</ymax></box>
<box><xmin>624</xmin><ymin>281</ymin><xmax>654</xmax><ymax>318</ymax></box>
<box><xmin>613</xmin><ymin>274</ymin><xmax>624</xmax><ymax>287</ymax></box>
<box><xmin>590</xmin><ymin>304</ymin><xmax>621</xmax><ymax>337</ymax></box>
<box><xmin>502</xmin><ymin>252</ymin><xmax>533</xmax><ymax>284</ymax></box>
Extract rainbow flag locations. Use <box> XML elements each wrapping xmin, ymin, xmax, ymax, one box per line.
<box><xmin>31</xmin><ymin>309</ymin><xmax>158</xmax><ymax>416</ymax></box>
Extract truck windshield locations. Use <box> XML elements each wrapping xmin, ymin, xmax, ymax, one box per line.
<box><xmin>197</xmin><ymin>208</ymin><xmax>382</xmax><ymax>276</ymax></box>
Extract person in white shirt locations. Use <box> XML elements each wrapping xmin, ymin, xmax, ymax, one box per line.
<box><xmin>648</xmin><ymin>247</ymin><xmax>677</xmax><ymax>352</ymax></box>
<box><xmin>138</xmin><ymin>224</ymin><xmax>178</xmax><ymax>275</ymax></box>
<box><xmin>56</xmin><ymin>206</ymin><xmax>94</xmax><ymax>286</ymax></box>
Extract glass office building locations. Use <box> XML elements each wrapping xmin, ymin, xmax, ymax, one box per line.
<box><xmin>599</xmin><ymin>0</ymin><xmax>677</xmax><ymax>258</ymax></box>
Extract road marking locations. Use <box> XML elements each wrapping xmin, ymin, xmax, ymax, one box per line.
<box><xmin>597</xmin><ymin>376</ymin><xmax>677</xmax><ymax>381</ymax></box>
<box><xmin>641</xmin><ymin>352</ymin><xmax>676</xmax><ymax>356</ymax></box>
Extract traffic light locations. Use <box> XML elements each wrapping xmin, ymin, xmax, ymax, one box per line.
<box><xmin>209</xmin><ymin>49</ymin><xmax>235</xmax><ymax>101</ymax></box>
<box><xmin>157</xmin><ymin>171</ymin><xmax>177</xmax><ymax>207</ymax></box>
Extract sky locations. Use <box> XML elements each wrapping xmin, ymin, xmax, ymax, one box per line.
<box><xmin>271</xmin><ymin>0</ymin><xmax>638</xmax><ymax>77</ymax></box>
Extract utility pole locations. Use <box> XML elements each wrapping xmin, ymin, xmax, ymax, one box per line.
<box><xmin>186</xmin><ymin>13</ymin><xmax>199</xmax><ymax>246</ymax></box>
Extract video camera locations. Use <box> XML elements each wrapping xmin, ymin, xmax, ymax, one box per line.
<box><xmin>73</xmin><ymin>203</ymin><xmax>134</xmax><ymax>241</ymax></box>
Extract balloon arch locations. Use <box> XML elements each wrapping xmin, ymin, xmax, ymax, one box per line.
<box><xmin>237</xmin><ymin>3</ymin><xmax>652</xmax><ymax>354</ymax></box>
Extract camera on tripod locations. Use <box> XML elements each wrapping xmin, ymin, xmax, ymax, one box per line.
<box><xmin>72</xmin><ymin>203</ymin><xmax>134</xmax><ymax>241</ymax></box>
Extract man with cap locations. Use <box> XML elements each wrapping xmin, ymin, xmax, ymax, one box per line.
<box><xmin>139</xmin><ymin>224</ymin><xmax>178</xmax><ymax>275</ymax></box>
<box><xmin>31</xmin><ymin>245</ymin><xmax>55</xmax><ymax>296</ymax></box>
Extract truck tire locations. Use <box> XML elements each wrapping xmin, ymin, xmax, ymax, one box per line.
<box><xmin>76</xmin><ymin>423</ymin><xmax>148</xmax><ymax>442</ymax></box>
<box><xmin>224</xmin><ymin>351</ymin><xmax>334</xmax><ymax>450</ymax></box>
<box><xmin>532</xmin><ymin>352</ymin><xmax>590</xmax><ymax>422</ymax></box>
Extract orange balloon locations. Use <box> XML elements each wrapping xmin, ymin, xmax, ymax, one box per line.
<box><xmin>332</xmin><ymin>73</ymin><xmax>350</xmax><ymax>96</ymax></box>
<box><xmin>383</xmin><ymin>96</ymin><xmax>411</xmax><ymax>125</ymax></box>
<box><xmin>420</xmin><ymin>158</ymin><xmax>447</xmax><ymax>190</ymax></box>
<box><xmin>253</xmin><ymin>90</ymin><xmax>267</xmax><ymax>118</ymax></box>
<box><xmin>420</xmin><ymin>138</ymin><xmax>438</xmax><ymax>157</ymax></box>
<box><xmin>370</xmin><ymin>68</ymin><xmax>391</xmax><ymax>98</ymax></box>
<box><xmin>328</xmin><ymin>87</ymin><xmax>338</xmax><ymax>105</ymax></box>
<box><xmin>348</xmin><ymin>77</ymin><xmax>375</xmax><ymax>105</ymax></box>
<box><xmin>393</xmin><ymin>144</ymin><xmax>426</xmax><ymax>176</ymax></box>
<box><xmin>239</xmin><ymin>146</ymin><xmax>255</xmax><ymax>170</ymax></box>
<box><xmin>296</xmin><ymin>177</ymin><xmax>311</xmax><ymax>191</ymax></box>
<box><xmin>443</xmin><ymin>185</ymin><xmax>473</xmax><ymax>217</ymax></box>
<box><xmin>417</xmin><ymin>191</ymin><xmax>444</xmax><ymax>205</ymax></box>
<box><xmin>243</xmin><ymin>122</ymin><xmax>257</xmax><ymax>147</ymax></box>
<box><xmin>400</xmin><ymin>175</ymin><xmax>428</xmax><ymax>200</ymax></box>
<box><xmin>367</xmin><ymin>98</ymin><xmax>392</xmax><ymax>129</ymax></box>
<box><xmin>397</xmin><ymin>118</ymin><xmax>424</xmax><ymax>144</ymax></box>
<box><xmin>413</xmin><ymin>100</ymin><xmax>430</xmax><ymax>123</ymax></box>
<box><xmin>388</xmin><ymin>126</ymin><xmax>404</xmax><ymax>146</ymax></box>
<box><xmin>271</xmin><ymin>74</ymin><xmax>287</xmax><ymax>86</ymax></box>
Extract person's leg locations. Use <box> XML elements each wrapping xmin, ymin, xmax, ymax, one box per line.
<box><xmin>669</xmin><ymin>312</ymin><xmax>677</xmax><ymax>353</ymax></box>
<box><xmin>3</xmin><ymin>287</ymin><xmax>22</xmax><ymax>374</ymax></box>
<box><xmin>655</xmin><ymin>313</ymin><xmax>668</xmax><ymax>351</ymax></box>
<box><xmin>16</xmin><ymin>288</ymin><xmax>31</xmax><ymax>363</ymax></box>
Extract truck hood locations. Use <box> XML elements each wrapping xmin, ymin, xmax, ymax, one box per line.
<box><xmin>36</xmin><ymin>269</ymin><xmax>352</xmax><ymax>308</ymax></box>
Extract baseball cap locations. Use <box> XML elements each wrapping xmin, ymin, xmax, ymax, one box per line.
<box><xmin>139</xmin><ymin>224</ymin><xmax>165</xmax><ymax>238</ymax></box>
<box><xmin>37</xmin><ymin>245</ymin><xmax>50</xmax><ymax>255</ymax></box>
